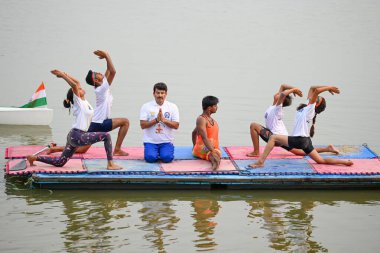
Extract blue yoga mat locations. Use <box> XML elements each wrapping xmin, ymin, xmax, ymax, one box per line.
<box><xmin>83</xmin><ymin>159</ymin><xmax>162</xmax><ymax>173</ymax></box>
<box><xmin>310</xmin><ymin>145</ymin><xmax>378</xmax><ymax>159</ymax></box>
<box><xmin>235</xmin><ymin>159</ymin><xmax>316</xmax><ymax>174</ymax></box>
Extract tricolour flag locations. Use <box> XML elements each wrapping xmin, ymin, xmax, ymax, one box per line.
<box><xmin>20</xmin><ymin>82</ymin><xmax>48</xmax><ymax>108</ymax></box>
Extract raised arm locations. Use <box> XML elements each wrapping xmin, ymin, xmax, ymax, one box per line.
<box><xmin>64</xmin><ymin>72</ymin><xmax>80</xmax><ymax>86</ymax></box>
<box><xmin>278</xmin><ymin>84</ymin><xmax>296</xmax><ymax>93</ymax></box>
<box><xmin>274</xmin><ymin>84</ymin><xmax>302</xmax><ymax>105</ymax></box>
<box><xmin>51</xmin><ymin>70</ymin><xmax>81</xmax><ymax>96</ymax></box>
<box><xmin>308</xmin><ymin>86</ymin><xmax>340</xmax><ymax>104</ymax></box>
<box><xmin>94</xmin><ymin>50</ymin><xmax>116</xmax><ymax>85</ymax></box>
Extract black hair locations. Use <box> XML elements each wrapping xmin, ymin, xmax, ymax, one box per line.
<box><xmin>153</xmin><ymin>82</ymin><xmax>167</xmax><ymax>92</ymax></box>
<box><xmin>315</xmin><ymin>97</ymin><xmax>326</xmax><ymax>114</ymax></box>
<box><xmin>310</xmin><ymin>97</ymin><xmax>326</xmax><ymax>137</ymax></box>
<box><xmin>283</xmin><ymin>95</ymin><xmax>293</xmax><ymax>107</ymax></box>
<box><xmin>202</xmin><ymin>96</ymin><xmax>219</xmax><ymax>110</ymax></box>
<box><xmin>85</xmin><ymin>70</ymin><xmax>95</xmax><ymax>86</ymax></box>
<box><xmin>63</xmin><ymin>88</ymin><xmax>74</xmax><ymax>109</ymax></box>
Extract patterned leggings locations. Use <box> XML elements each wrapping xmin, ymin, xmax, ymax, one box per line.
<box><xmin>37</xmin><ymin>128</ymin><xmax>113</xmax><ymax>167</ymax></box>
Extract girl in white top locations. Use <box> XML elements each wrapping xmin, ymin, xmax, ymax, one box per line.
<box><xmin>27</xmin><ymin>70</ymin><xmax>121</xmax><ymax>170</ymax></box>
<box><xmin>47</xmin><ymin>50</ymin><xmax>130</xmax><ymax>156</ymax></box>
<box><xmin>247</xmin><ymin>84</ymin><xmax>340</xmax><ymax>157</ymax></box>
<box><xmin>249</xmin><ymin>86</ymin><xmax>353</xmax><ymax>168</ymax></box>
<box><xmin>247</xmin><ymin>84</ymin><xmax>300</xmax><ymax>157</ymax></box>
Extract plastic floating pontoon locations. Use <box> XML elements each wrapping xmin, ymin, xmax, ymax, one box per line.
<box><xmin>4</xmin><ymin>144</ymin><xmax>380</xmax><ymax>190</ymax></box>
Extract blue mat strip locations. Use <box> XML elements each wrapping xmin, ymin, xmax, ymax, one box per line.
<box><xmin>310</xmin><ymin>144</ymin><xmax>378</xmax><ymax>159</ymax></box>
<box><xmin>235</xmin><ymin>159</ymin><xmax>316</xmax><ymax>174</ymax></box>
<box><xmin>83</xmin><ymin>159</ymin><xmax>162</xmax><ymax>174</ymax></box>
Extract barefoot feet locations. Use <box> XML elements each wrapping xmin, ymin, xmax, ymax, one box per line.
<box><xmin>27</xmin><ymin>155</ymin><xmax>37</xmax><ymax>166</ymax></box>
<box><xmin>328</xmin><ymin>145</ymin><xmax>340</xmax><ymax>155</ymax></box>
<box><xmin>246</xmin><ymin>151</ymin><xmax>260</xmax><ymax>157</ymax></box>
<box><xmin>248</xmin><ymin>161</ymin><xmax>264</xmax><ymax>169</ymax></box>
<box><xmin>107</xmin><ymin>161</ymin><xmax>122</xmax><ymax>170</ymax></box>
<box><xmin>113</xmin><ymin>149</ymin><xmax>129</xmax><ymax>156</ymax></box>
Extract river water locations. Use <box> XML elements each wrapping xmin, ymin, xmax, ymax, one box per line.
<box><xmin>1</xmin><ymin>0</ymin><xmax>380</xmax><ymax>252</ymax></box>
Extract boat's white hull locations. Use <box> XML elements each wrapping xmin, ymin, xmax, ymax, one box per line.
<box><xmin>0</xmin><ymin>107</ymin><xmax>53</xmax><ymax>125</ymax></box>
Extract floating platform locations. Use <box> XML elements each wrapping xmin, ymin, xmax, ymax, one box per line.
<box><xmin>4</xmin><ymin>144</ymin><xmax>380</xmax><ymax>190</ymax></box>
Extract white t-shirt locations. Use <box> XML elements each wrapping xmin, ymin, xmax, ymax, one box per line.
<box><xmin>292</xmin><ymin>101</ymin><xmax>316</xmax><ymax>137</ymax></box>
<box><xmin>264</xmin><ymin>105</ymin><xmax>288</xmax><ymax>135</ymax></box>
<box><xmin>92</xmin><ymin>77</ymin><xmax>113</xmax><ymax>123</ymax></box>
<box><xmin>140</xmin><ymin>100</ymin><xmax>180</xmax><ymax>144</ymax></box>
<box><xmin>72</xmin><ymin>94</ymin><xmax>94</xmax><ymax>131</ymax></box>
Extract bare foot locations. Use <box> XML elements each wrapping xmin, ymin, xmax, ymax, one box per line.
<box><xmin>209</xmin><ymin>152</ymin><xmax>220</xmax><ymax>171</ymax></box>
<box><xmin>209</xmin><ymin>156</ymin><xmax>217</xmax><ymax>171</ymax></box>
<box><xmin>107</xmin><ymin>161</ymin><xmax>122</xmax><ymax>170</ymax></box>
<box><xmin>345</xmin><ymin>160</ymin><xmax>354</xmax><ymax>166</ymax></box>
<box><xmin>328</xmin><ymin>145</ymin><xmax>340</xmax><ymax>155</ymax></box>
<box><xmin>27</xmin><ymin>155</ymin><xmax>37</xmax><ymax>166</ymax></box>
<box><xmin>113</xmin><ymin>149</ymin><xmax>129</xmax><ymax>156</ymax></box>
<box><xmin>211</xmin><ymin>162</ymin><xmax>218</xmax><ymax>171</ymax></box>
<box><xmin>246</xmin><ymin>151</ymin><xmax>260</xmax><ymax>157</ymax></box>
<box><xmin>248</xmin><ymin>161</ymin><xmax>264</xmax><ymax>168</ymax></box>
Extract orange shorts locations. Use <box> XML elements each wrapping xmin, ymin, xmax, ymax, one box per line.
<box><xmin>193</xmin><ymin>147</ymin><xmax>221</xmax><ymax>161</ymax></box>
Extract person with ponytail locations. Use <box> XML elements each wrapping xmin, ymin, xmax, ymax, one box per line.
<box><xmin>47</xmin><ymin>50</ymin><xmax>130</xmax><ymax>156</ymax></box>
<box><xmin>27</xmin><ymin>69</ymin><xmax>121</xmax><ymax>170</ymax></box>
<box><xmin>246</xmin><ymin>84</ymin><xmax>339</xmax><ymax>157</ymax></box>
<box><xmin>249</xmin><ymin>85</ymin><xmax>353</xmax><ymax>168</ymax></box>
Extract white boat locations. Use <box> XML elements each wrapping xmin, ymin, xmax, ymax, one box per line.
<box><xmin>0</xmin><ymin>107</ymin><xmax>53</xmax><ymax>125</ymax></box>
<box><xmin>0</xmin><ymin>82</ymin><xmax>53</xmax><ymax>126</ymax></box>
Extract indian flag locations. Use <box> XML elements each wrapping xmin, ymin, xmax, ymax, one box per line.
<box><xmin>20</xmin><ymin>82</ymin><xmax>48</xmax><ymax>108</ymax></box>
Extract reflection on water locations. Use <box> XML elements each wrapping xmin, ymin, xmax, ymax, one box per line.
<box><xmin>192</xmin><ymin>199</ymin><xmax>220</xmax><ymax>251</ymax></box>
<box><xmin>3</xmin><ymin>187</ymin><xmax>380</xmax><ymax>252</ymax></box>
<box><xmin>0</xmin><ymin>125</ymin><xmax>53</xmax><ymax>147</ymax></box>
<box><xmin>138</xmin><ymin>201</ymin><xmax>180</xmax><ymax>252</ymax></box>
<box><xmin>248</xmin><ymin>199</ymin><xmax>327</xmax><ymax>252</ymax></box>
<box><xmin>60</xmin><ymin>197</ymin><xmax>128</xmax><ymax>252</ymax></box>
<box><xmin>0</xmin><ymin>125</ymin><xmax>53</xmax><ymax>178</ymax></box>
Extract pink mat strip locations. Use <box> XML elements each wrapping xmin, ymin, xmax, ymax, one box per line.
<box><xmin>309</xmin><ymin>159</ymin><xmax>380</xmax><ymax>174</ymax></box>
<box><xmin>5</xmin><ymin>146</ymin><xmax>141</xmax><ymax>160</ymax></box>
<box><xmin>5</xmin><ymin>146</ymin><xmax>83</xmax><ymax>159</ymax></box>
<box><xmin>6</xmin><ymin>159</ymin><xmax>86</xmax><ymax>175</ymax></box>
<box><xmin>225</xmin><ymin>146</ymin><xmax>297</xmax><ymax>160</ymax></box>
<box><xmin>82</xmin><ymin>147</ymin><xmax>144</xmax><ymax>160</ymax></box>
<box><xmin>161</xmin><ymin>159</ymin><xmax>237</xmax><ymax>174</ymax></box>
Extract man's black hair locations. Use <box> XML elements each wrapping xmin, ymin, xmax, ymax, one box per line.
<box><xmin>283</xmin><ymin>95</ymin><xmax>293</xmax><ymax>107</ymax></box>
<box><xmin>202</xmin><ymin>96</ymin><xmax>219</xmax><ymax>110</ymax></box>
<box><xmin>85</xmin><ymin>70</ymin><xmax>95</xmax><ymax>86</ymax></box>
<box><xmin>153</xmin><ymin>82</ymin><xmax>167</xmax><ymax>92</ymax></box>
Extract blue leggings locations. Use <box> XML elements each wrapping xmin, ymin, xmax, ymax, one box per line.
<box><xmin>37</xmin><ymin>128</ymin><xmax>113</xmax><ymax>167</ymax></box>
<box><xmin>144</xmin><ymin>142</ymin><xmax>174</xmax><ymax>163</ymax></box>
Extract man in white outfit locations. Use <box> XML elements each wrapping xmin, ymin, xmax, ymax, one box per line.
<box><xmin>140</xmin><ymin>82</ymin><xmax>179</xmax><ymax>163</ymax></box>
